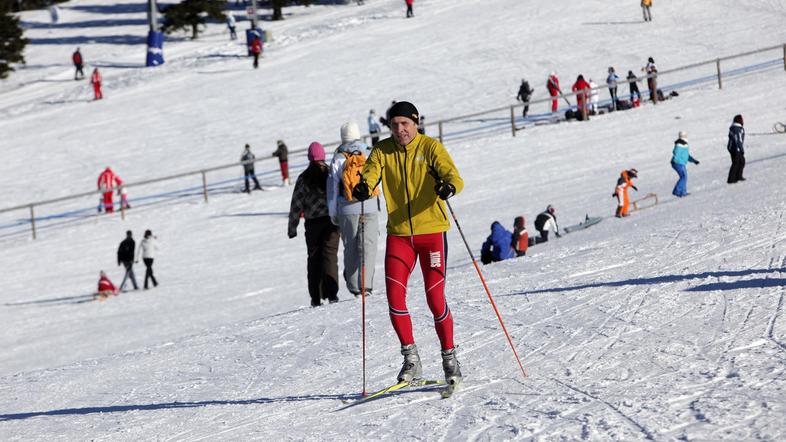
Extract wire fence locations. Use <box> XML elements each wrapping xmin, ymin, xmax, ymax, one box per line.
<box><xmin>1</xmin><ymin>43</ymin><xmax>784</xmax><ymax>242</ymax></box>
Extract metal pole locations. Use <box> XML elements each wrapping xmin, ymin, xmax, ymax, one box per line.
<box><xmin>716</xmin><ymin>58</ymin><xmax>723</xmax><ymax>89</ymax></box>
<box><xmin>438</xmin><ymin>121</ymin><xmax>444</xmax><ymax>143</ymax></box>
<box><xmin>29</xmin><ymin>205</ymin><xmax>37</xmax><ymax>240</ymax></box>
<box><xmin>251</xmin><ymin>0</ymin><xmax>258</xmax><ymax>28</ymax></box>
<box><xmin>510</xmin><ymin>105</ymin><xmax>516</xmax><ymax>137</ymax></box>
<box><xmin>201</xmin><ymin>171</ymin><xmax>209</xmax><ymax>203</ymax></box>
<box><xmin>119</xmin><ymin>187</ymin><xmax>126</xmax><ymax>220</ymax></box>
<box><xmin>783</xmin><ymin>44</ymin><xmax>785</xmax><ymax>71</ymax></box>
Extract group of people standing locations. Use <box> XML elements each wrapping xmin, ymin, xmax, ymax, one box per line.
<box><xmin>288</xmin><ymin>101</ymin><xmax>464</xmax><ymax>387</ymax></box>
<box><xmin>239</xmin><ymin>140</ymin><xmax>290</xmax><ymax>193</ymax></box>
<box><xmin>71</xmin><ymin>48</ymin><xmax>103</xmax><ymax>100</ymax></box>
<box><xmin>98</xmin><ymin>229</ymin><xmax>159</xmax><ymax>300</ymax></box>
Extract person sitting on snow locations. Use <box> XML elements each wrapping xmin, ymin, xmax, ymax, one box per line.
<box><xmin>511</xmin><ymin>216</ymin><xmax>529</xmax><ymax>257</ymax></box>
<box><xmin>96</xmin><ymin>270</ymin><xmax>118</xmax><ymax>300</ymax></box>
<box><xmin>480</xmin><ymin>221</ymin><xmax>516</xmax><ymax>265</ymax></box>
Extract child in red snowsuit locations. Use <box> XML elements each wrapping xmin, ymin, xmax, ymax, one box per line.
<box><xmin>96</xmin><ymin>271</ymin><xmax>118</xmax><ymax>300</ymax></box>
<box><xmin>547</xmin><ymin>72</ymin><xmax>560</xmax><ymax>113</ymax></box>
<box><xmin>97</xmin><ymin>167</ymin><xmax>121</xmax><ymax>213</ymax></box>
<box><xmin>91</xmin><ymin>68</ymin><xmax>103</xmax><ymax>100</ymax></box>
<box><xmin>614</xmin><ymin>169</ymin><xmax>638</xmax><ymax>217</ymax></box>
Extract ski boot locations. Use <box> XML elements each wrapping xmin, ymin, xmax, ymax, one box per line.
<box><xmin>397</xmin><ymin>344</ymin><xmax>422</xmax><ymax>382</ymax></box>
<box><xmin>441</xmin><ymin>347</ymin><xmax>463</xmax><ymax>385</ymax></box>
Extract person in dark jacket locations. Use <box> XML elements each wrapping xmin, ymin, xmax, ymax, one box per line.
<box><xmin>288</xmin><ymin>142</ymin><xmax>340</xmax><ymax>307</ymax></box>
<box><xmin>516</xmin><ymin>78</ymin><xmax>535</xmax><ymax>118</ymax></box>
<box><xmin>241</xmin><ymin>144</ymin><xmax>262</xmax><ymax>193</ymax></box>
<box><xmin>727</xmin><ymin>114</ymin><xmax>746</xmax><ymax>184</ymax></box>
<box><xmin>117</xmin><ymin>230</ymin><xmax>139</xmax><ymax>291</ymax></box>
<box><xmin>534</xmin><ymin>205</ymin><xmax>560</xmax><ymax>243</ymax></box>
<box><xmin>72</xmin><ymin>48</ymin><xmax>84</xmax><ymax>80</ymax></box>
<box><xmin>627</xmin><ymin>70</ymin><xmax>641</xmax><ymax>104</ymax></box>
<box><xmin>272</xmin><ymin>140</ymin><xmax>290</xmax><ymax>185</ymax></box>
<box><xmin>480</xmin><ymin>221</ymin><xmax>516</xmax><ymax>265</ymax></box>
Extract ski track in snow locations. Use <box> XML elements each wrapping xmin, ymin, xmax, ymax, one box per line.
<box><xmin>2</xmin><ymin>0</ymin><xmax>786</xmax><ymax>440</ymax></box>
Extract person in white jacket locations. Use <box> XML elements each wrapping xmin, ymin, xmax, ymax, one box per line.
<box><xmin>327</xmin><ymin>121</ymin><xmax>381</xmax><ymax>297</ymax></box>
<box><xmin>136</xmin><ymin>229</ymin><xmax>159</xmax><ymax>289</ymax></box>
<box><xmin>588</xmin><ymin>78</ymin><xmax>599</xmax><ymax>114</ymax></box>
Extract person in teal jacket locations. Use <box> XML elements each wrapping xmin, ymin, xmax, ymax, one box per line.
<box><xmin>671</xmin><ymin>131</ymin><xmax>700</xmax><ymax>197</ymax></box>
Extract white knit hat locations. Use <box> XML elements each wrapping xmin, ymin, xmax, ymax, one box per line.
<box><xmin>341</xmin><ymin>121</ymin><xmax>361</xmax><ymax>143</ymax></box>
<box><xmin>678</xmin><ymin>131</ymin><xmax>688</xmax><ymax>140</ymax></box>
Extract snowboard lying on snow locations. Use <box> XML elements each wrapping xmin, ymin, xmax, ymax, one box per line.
<box><xmin>562</xmin><ymin>214</ymin><xmax>603</xmax><ymax>234</ymax></box>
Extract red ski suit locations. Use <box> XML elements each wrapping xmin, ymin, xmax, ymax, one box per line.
<box><xmin>97</xmin><ymin>168</ymin><xmax>122</xmax><ymax>213</ymax></box>
<box><xmin>547</xmin><ymin>75</ymin><xmax>560</xmax><ymax>112</ymax></box>
<box><xmin>91</xmin><ymin>69</ymin><xmax>103</xmax><ymax>100</ymax></box>
<box><xmin>98</xmin><ymin>275</ymin><xmax>117</xmax><ymax>293</ymax></box>
<box><xmin>572</xmin><ymin>77</ymin><xmax>591</xmax><ymax>114</ymax></box>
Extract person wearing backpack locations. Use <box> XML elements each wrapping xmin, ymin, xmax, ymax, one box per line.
<box><xmin>327</xmin><ymin>121</ymin><xmax>381</xmax><ymax>298</ymax></box>
<box><xmin>480</xmin><ymin>221</ymin><xmax>515</xmax><ymax>265</ymax></box>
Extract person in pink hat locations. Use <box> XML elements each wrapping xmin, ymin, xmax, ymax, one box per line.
<box><xmin>288</xmin><ymin>142</ymin><xmax>340</xmax><ymax>307</ymax></box>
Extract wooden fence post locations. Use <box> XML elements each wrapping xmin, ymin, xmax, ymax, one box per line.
<box><xmin>438</xmin><ymin>121</ymin><xmax>444</xmax><ymax>143</ymax></box>
<box><xmin>716</xmin><ymin>58</ymin><xmax>723</xmax><ymax>89</ymax></box>
<box><xmin>120</xmin><ymin>187</ymin><xmax>126</xmax><ymax>220</ymax></box>
<box><xmin>510</xmin><ymin>105</ymin><xmax>516</xmax><ymax>137</ymax></box>
<box><xmin>783</xmin><ymin>44</ymin><xmax>786</xmax><ymax>71</ymax></box>
<box><xmin>202</xmin><ymin>171</ymin><xmax>209</xmax><ymax>203</ymax></box>
<box><xmin>29</xmin><ymin>205</ymin><xmax>37</xmax><ymax>240</ymax></box>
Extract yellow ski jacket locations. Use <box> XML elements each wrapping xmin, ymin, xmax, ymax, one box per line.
<box><xmin>361</xmin><ymin>133</ymin><xmax>464</xmax><ymax>236</ymax></box>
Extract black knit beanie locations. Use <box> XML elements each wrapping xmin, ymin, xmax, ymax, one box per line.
<box><xmin>387</xmin><ymin>101</ymin><xmax>419</xmax><ymax>124</ymax></box>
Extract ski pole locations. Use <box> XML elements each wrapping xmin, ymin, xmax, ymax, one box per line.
<box><xmin>360</xmin><ymin>201</ymin><xmax>367</xmax><ymax>396</ymax></box>
<box><xmin>445</xmin><ymin>200</ymin><xmax>529</xmax><ymax>380</ymax></box>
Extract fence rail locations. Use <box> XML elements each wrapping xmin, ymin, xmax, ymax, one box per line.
<box><xmin>2</xmin><ymin>42</ymin><xmax>784</xmax><ymax>241</ymax></box>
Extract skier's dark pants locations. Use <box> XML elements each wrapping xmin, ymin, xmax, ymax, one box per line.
<box><xmin>143</xmin><ymin>258</ymin><xmax>158</xmax><ymax>289</ymax></box>
<box><xmin>74</xmin><ymin>64</ymin><xmax>84</xmax><ymax>80</ymax></box>
<box><xmin>522</xmin><ymin>101</ymin><xmax>530</xmax><ymax>118</ymax></box>
<box><xmin>305</xmin><ymin>216</ymin><xmax>340</xmax><ymax>305</ymax></box>
<box><xmin>727</xmin><ymin>152</ymin><xmax>746</xmax><ymax>183</ymax></box>
<box><xmin>406</xmin><ymin>4</ymin><xmax>413</xmax><ymax>17</ymax></box>
<box><xmin>244</xmin><ymin>168</ymin><xmax>262</xmax><ymax>192</ymax></box>
<box><xmin>120</xmin><ymin>261</ymin><xmax>138</xmax><ymax>291</ymax></box>
<box><xmin>370</xmin><ymin>131</ymin><xmax>380</xmax><ymax>146</ymax></box>
<box><xmin>629</xmin><ymin>84</ymin><xmax>640</xmax><ymax>102</ymax></box>
<box><xmin>536</xmin><ymin>230</ymin><xmax>549</xmax><ymax>244</ymax></box>
<box><xmin>253</xmin><ymin>53</ymin><xmax>260</xmax><ymax>68</ymax></box>
<box><xmin>608</xmin><ymin>87</ymin><xmax>617</xmax><ymax>110</ymax></box>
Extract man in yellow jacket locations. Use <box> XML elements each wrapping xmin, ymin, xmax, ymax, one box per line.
<box><xmin>353</xmin><ymin>101</ymin><xmax>464</xmax><ymax>387</ymax></box>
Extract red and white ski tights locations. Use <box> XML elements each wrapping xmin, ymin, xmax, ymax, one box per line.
<box><xmin>385</xmin><ymin>232</ymin><xmax>454</xmax><ymax>350</ymax></box>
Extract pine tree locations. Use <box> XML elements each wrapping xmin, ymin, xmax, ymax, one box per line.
<box><xmin>161</xmin><ymin>0</ymin><xmax>227</xmax><ymax>40</ymax></box>
<box><xmin>0</xmin><ymin>3</ymin><xmax>28</xmax><ymax>79</ymax></box>
<box><xmin>271</xmin><ymin>0</ymin><xmax>313</xmax><ymax>21</ymax></box>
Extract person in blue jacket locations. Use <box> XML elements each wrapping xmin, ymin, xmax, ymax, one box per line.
<box><xmin>480</xmin><ymin>221</ymin><xmax>516</xmax><ymax>265</ymax></box>
<box><xmin>671</xmin><ymin>131</ymin><xmax>700</xmax><ymax>197</ymax></box>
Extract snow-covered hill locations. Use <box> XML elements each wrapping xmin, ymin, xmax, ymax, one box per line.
<box><xmin>2</xmin><ymin>0</ymin><xmax>786</xmax><ymax>440</ymax></box>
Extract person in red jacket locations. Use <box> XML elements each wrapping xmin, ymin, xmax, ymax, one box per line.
<box><xmin>96</xmin><ymin>270</ymin><xmax>118</xmax><ymax>300</ymax></box>
<box><xmin>571</xmin><ymin>74</ymin><xmax>591</xmax><ymax>119</ymax></box>
<box><xmin>405</xmin><ymin>0</ymin><xmax>414</xmax><ymax>17</ymax></box>
<box><xmin>91</xmin><ymin>68</ymin><xmax>103</xmax><ymax>100</ymax></box>
<box><xmin>97</xmin><ymin>167</ymin><xmax>122</xmax><ymax>213</ymax></box>
<box><xmin>546</xmin><ymin>72</ymin><xmax>560</xmax><ymax>113</ymax></box>
<box><xmin>251</xmin><ymin>36</ymin><xmax>262</xmax><ymax>69</ymax></box>
<box><xmin>72</xmin><ymin>47</ymin><xmax>84</xmax><ymax>80</ymax></box>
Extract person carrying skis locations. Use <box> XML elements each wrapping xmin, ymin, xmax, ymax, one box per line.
<box><xmin>606</xmin><ymin>67</ymin><xmax>619</xmax><ymax>111</ymax></box>
<box><xmin>327</xmin><ymin>121</ymin><xmax>380</xmax><ymax>298</ymax></box>
<box><xmin>288</xmin><ymin>142</ymin><xmax>340</xmax><ymax>307</ymax></box>
<box><xmin>671</xmin><ymin>131</ymin><xmax>700</xmax><ymax>197</ymax></box>
<box><xmin>241</xmin><ymin>143</ymin><xmax>263</xmax><ymax>193</ymax></box>
<box><xmin>512</xmin><ymin>216</ymin><xmax>529</xmax><ymax>257</ymax></box>
<box><xmin>272</xmin><ymin>140</ymin><xmax>290</xmax><ymax>185</ymax></box>
<box><xmin>571</xmin><ymin>75</ymin><xmax>591</xmax><ymax>120</ymax></box>
<box><xmin>367</xmin><ymin>109</ymin><xmax>381</xmax><ymax>145</ymax></box>
<box><xmin>136</xmin><ymin>229</ymin><xmax>159</xmax><ymax>289</ymax></box>
<box><xmin>727</xmin><ymin>114</ymin><xmax>746</xmax><ymax>184</ymax></box>
<box><xmin>627</xmin><ymin>70</ymin><xmax>641</xmax><ymax>105</ymax></box>
<box><xmin>613</xmin><ymin>169</ymin><xmax>638</xmax><ymax>217</ymax></box>
<box><xmin>352</xmin><ymin>101</ymin><xmax>465</xmax><ymax>386</ymax></box>
<box><xmin>96</xmin><ymin>270</ymin><xmax>118</xmax><ymax>300</ymax></box>
<box><xmin>91</xmin><ymin>68</ymin><xmax>103</xmax><ymax>100</ymax></box>
<box><xmin>97</xmin><ymin>166</ymin><xmax>121</xmax><ymax>213</ymax></box>
<box><xmin>480</xmin><ymin>221</ymin><xmax>515</xmax><ymax>265</ymax></box>
<box><xmin>546</xmin><ymin>72</ymin><xmax>561</xmax><ymax>113</ymax></box>
<box><xmin>534</xmin><ymin>205</ymin><xmax>560</xmax><ymax>242</ymax></box>
<box><xmin>72</xmin><ymin>48</ymin><xmax>84</xmax><ymax>80</ymax></box>
<box><xmin>117</xmin><ymin>230</ymin><xmax>139</xmax><ymax>292</ymax></box>
<box><xmin>516</xmin><ymin>78</ymin><xmax>534</xmax><ymax>118</ymax></box>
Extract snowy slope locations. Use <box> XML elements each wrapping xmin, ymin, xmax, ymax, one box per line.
<box><xmin>2</xmin><ymin>0</ymin><xmax>786</xmax><ymax>440</ymax></box>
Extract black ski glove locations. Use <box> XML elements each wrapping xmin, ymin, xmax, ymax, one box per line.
<box><xmin>632</xmin><ymin>185</ymin><xmax>638</xmax><ymax>191</ymax></box>
<box><xmin>288</xmin><ymin>230</ymin><xmax>296</xmax><ymax>239</ymax></box>
<box><xmin>434</xmin><ymin>181</ymin><xmax>455</xmax><ymax>200</ymax></box>
<box><xmin>352</xmin><ymin>181</ymin><xmax>370</xmax><ymax>201</ymax></box>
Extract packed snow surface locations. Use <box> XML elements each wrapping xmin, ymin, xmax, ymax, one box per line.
<box><xmin>2</xmin><ymin>0</ymin><xmax>786</xmax><ymax>440</ymax></box>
